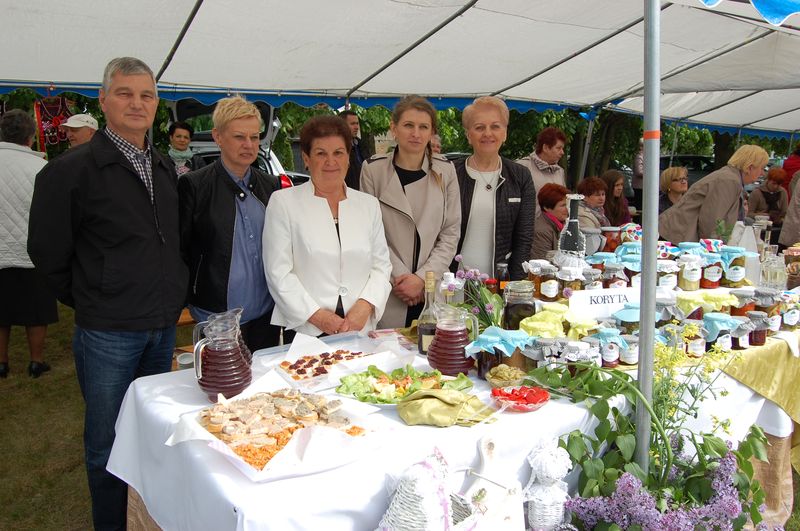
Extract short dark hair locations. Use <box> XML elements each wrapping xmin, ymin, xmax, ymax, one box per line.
<box><xmin>0</xmin><ymin>109</ymin><xmax>36</xmax><ymax>146</ymax></box>
<box><xmin>577</xmin><ymin>176</ymin><xmax>608</xmax><ymax>196</ymax></box>
<box><xmin>168</xmin><ymin>121</ymin><xmax>194</xmax><ymax>137</ymax></box>
<box><xmin>299</xmin><ymin>115</ymin><xmax>352</xmax><ymax>155</ymax></box>
<box><xmin>339</xmin><ymin>110</ymin><xmax>358</xmax><ymax>120</ymax></box>
<box><xmin>535</xmin><ymin>127</ymin><xmax>568</xmax><ymax>154</ymax></box>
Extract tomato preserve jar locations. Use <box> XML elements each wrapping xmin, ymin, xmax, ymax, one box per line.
<box><xmin>700</xmin><ymin>252</ymin><xmax>723</xmax><ymax>289</ymax></box>
<box><xmin>730</xmin><ymin>289</ymin><xmax>756</xmax><ymax>317</ymax></box>
<box><xmin>746</xmin><ymin>311</ymin><xmax>769</xmax><ymax>346</ymax></box>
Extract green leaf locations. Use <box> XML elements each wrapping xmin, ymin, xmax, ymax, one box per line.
<box><xmin>589</xmin><ymin>399</ymin><xmax>610</xmax><ymax>421</ymax></box>
<box><xmin>594</xmin><ymin>418</ymin><xmax>612</xmax><ymax>443</ymax></box>
<box><xmin>602</xmin><ymin>449</ymin><xmax>622</xmax><ymax>469</ymax></box>
<box><xmin>702</xmin><ymin>435</ymin><xmax>729</xmax><ymax>459</ymax></box>
<box><xmin>567</xmin><ymin>432</ymin><xmax>587</xmax><ymax>462</ymax></box>
<box><xmin>750</xmin><ymin>438</ymin><xmax>769</xmax><ymax>463</ymax></box>
<box><xmin>623</xmin><ymin>462</ymin><xmax>647</xmax><ymax>483</ymax></box>
<box><xmin>616</xmin><ymin>433</ymin><xmax>636</xmax><ymax>462</ymax></box>
<box><xmin>581</xmin><ymin>478</ymin><xmax>599</xmax><ymax>498</ymax></box>
<box><xmin>582</xmin><ymin>457</ymin><xmax>604</xmax><ymax>481</ymax></box>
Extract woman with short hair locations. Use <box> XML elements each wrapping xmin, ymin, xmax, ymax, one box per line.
<box><xmin>167</xmin><ymin>121</ymin><xmax>206</xmax><ymax>176</ymax></box>
<box><xmin>658</xmin><ymin>166</ymin><xmax>689</xmax><ymax>214</ymax></box>
<box><xmin>577</xmin><ymin>176</ymin><xmax>610</xmax><ymax>230</ymax></box>
<box><xmin>264</xmin><ymin>115</ymin><xmax>391</xmax><ymax>337</ymax></box>
<box><xmin>451</xmin><ymin>96</ymin><xmax>535</xmax><ymax>280</ymax></box>
<box><xmin>660</xmin><ymin>144</ymin><xmax>768</xmax><ymax>242</ymax></box>
<box><xmin>749</xmin><ymin>167</ymin><xmax>788</xmax><ymax>226</ymax></box>
<box><xmin>531</xmin><ymin>183</ymin><xmax>570</xmax><ymax>260</ymax></box>
<box><xmin>600</xmin><ymin>169</ymin><xmax>632</xmax><ymax>226</ymax></box>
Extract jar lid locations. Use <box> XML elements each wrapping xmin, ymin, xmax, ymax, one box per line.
<box><xmin>657</xmin><ymin>260</ymin><xmax>680</xmax><ymax>272</ymax></box>
<box><xmin>582</xmin><ymin>337</ymin><xmax>600</xmax><ymax>347</ymax></box>
<box><xmin>442</xmin><ymin>271</ymin><xmax>455</xmax><ymax>281</ymax></box>
<box><xmin>704</xmin><ymin>312</ymin><xmax>731</xmax><ymax>322</ymax></box>
<box><xmin>621</xmin><ymin>334</ymin><xmax>639</xmax><ymax>343</ymax></box>
<box><xmin>534</xmin><ymin>338</ymin><xmax>557</xmax><ymax>346</ymax></box>
<box><xmin>505</xmin><ymin>280</ymin><xmax>534</xmax><ymax>294</ymax></box>
<box><xmin>605</xmin><ymin>263</ymin><xmax>624</xmax><ymax>271</ymax></box>
<box><xmin>540</xmin><ymin>265</ymin><xmax>558</xmax><ymax>274</ymax></box>
<box><xmin>746</xmin><ymin>310</ymin><xmax>768</xmax><ymax>319</ymax></box>
<box><xmin>730</xmin><ymin>288</ymin><xmax>755</xmax><ymax>297</ymax></box>
<box><xmin>678</xmin><ymin>254</ymin><xmax>703</xmax><ymax>264</ymax></box>
<box><xmin>484</xmin><ymin>278</ymin><xmax>498</xmax><ymax>286</ymax></box>
<box><xmin>582</xmin><ymin>268</ymin><xmax>600</xmax><ymax>279</ymax></box>
<box><xmin>678</xmin><ymin>242</ymin><xmax>703</xmax><ymax>250</ymax></box>
<box><xmin>593</xmin><ymin>252</ymin><xmax>616</xmax><ymax>259</ymax></box>
<box><xmin>721</xmin><ymin>245</ymin><xmax>746</xmax><ymax>253</ymax></box>
<box><xmin>600</xmin><ymin>226</ymin><xmax>620</xmax><ymax>232</ymax></box>
<box><xmin>704</xmin><ymin>252</ymin><xmax>721</xmax><ymax>260</ymax></box>
<box><xmin>568</xmin><ymin>340</ymin><xmax>590</xmax><ymax>351</ymax></box>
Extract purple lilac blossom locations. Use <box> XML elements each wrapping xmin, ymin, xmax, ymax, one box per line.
<box><xmin>485</xmin><ymin>303</ymin><xmax>494</xmax><ymax>312</ymax></box>
<box><xmin>465</xmin><ymin>270</ymin><xmax>475</xmax><ymax>280</ymax></box>
<box><xmin>456</xmin><ymin>270</ymin><xmax>465</xmax><ymax>279</ymax></box>
<box><xmin>454</xmin><ymin>254</ymin><xmax>463</xmax><ymax>262</ymax></box>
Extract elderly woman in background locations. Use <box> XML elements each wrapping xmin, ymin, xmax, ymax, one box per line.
<box><xmin>531</xmin><ymin>183</ymin><xmax>570</xmax><ymax>260</ymax></box>
<box><xmin>749</xmin><ymin>167</ymin><xmax>788</xmax><ymax>227</ymax></box>
<box><xmin>658</xmin><ymin>166</ymin><xmax>688</xmax><ymax>214</ymax></box>
<box><xmin>167</xmin><ymin>121</ymin><xmax>206</xmax><ymax>177</ymax></box>
<box><xmin>264</xmin><ymin>115</ymin><xmax>391</xmax><ymax>337</ymax></box>
<box><xmin>451</xmin><ymin>96</ymin><xmax>535</xmax><ymax>280</ymax></box>
<box><xmin>360</xmin><ymin>96</ymin><xmax>460</xmax><ymax>328</ymax></box>
<box><xmin>660</xmin><ymin>145</ymin><xmax>768</xmax><ymax>242</ymax></box>
<box><xmin>600</xmin><ymin>170</ymin><xmax>631</xmax><ymax>226</ymax></box>
<box><xmin>577</xmin><ymin>176</ymin><xmax>610</xmax><ymax>229</ymax></box>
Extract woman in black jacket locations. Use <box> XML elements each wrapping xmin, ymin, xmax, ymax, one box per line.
<box><xmin>167</xmin><ymin>121</ymin><xmax>206</xmax><ymax>177</ymax></box>
<box><xmin>452</xmin><ymin>96</ymin><xmax>535</xmax><ymax>280</ymax></box>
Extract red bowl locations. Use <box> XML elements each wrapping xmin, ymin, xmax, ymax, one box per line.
<box><xmin>492</xmin><ymin>386</ymin><xmax>549</xmax><ymax>412</ymax></box>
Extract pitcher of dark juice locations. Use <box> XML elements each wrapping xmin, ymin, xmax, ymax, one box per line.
<box><xmin>427</xmin><ymin>306</ymin><xmax>479</xmax><ymax>376</ymax></box>
<box><xmin>193</xmin><ymin>308</ymin><xmax>252</xmax><ymax>402</ymax></box>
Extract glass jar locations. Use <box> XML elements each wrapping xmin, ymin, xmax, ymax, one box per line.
<box><xmin>496</xmin><ymin>262</ymin><xmax>510</xmax><ymax>295</ymax></box>
<box><xmin>720</xmin><ymin>246</ymin><xmax>747</xmax><ymax>288</ymax></box>
<box><xmin>677</xmin><ymin>254</ymin><xmax>702</xmax><ymax>291</ymax></box>
<box><xmin>503</xmin><ymin>281</ymin><xmax>536</xmax><ymax>330</ymax></box>
<box><xmin>678</xmin><ymin>242</ymin><xmax>704</xmax><ymax>254</ymax></box>
<box><xmin>601</xmin><ymin>341</ymin><xmax>620</xmax><ymax>368</ymax></box>
<box><xmin>532</xmin><ymin>337</ymin><xmax>558</xmax><ymax>367</ymax></box>
<box><xmin>746</xmin><ymin>310</ymin><xmax>769</xmax><ymax>346</ymax></box>
<box><xmin>730</xmin><ymin>289</ymin><xmax>756</xmax><ymax>317</ymax></box>
<box><xmin>582</xmin><ymin>268</ymin><xmax>602</xmax><ymax>290</ymax></box>
<box><xmin>730</xmin><ymin>316</ymin><xmax>751</xmax><ymax>350</ymax></box>
<box><xmin>619</xmin><ymin>335</ymin><xmax>639</xmax><ymax>365</ymax></box>
<box><xmin>557</xmin><ymin>267</ymin><xmax>583</xmax><ymax>299</ymax></box>
<box><xmin>703</xmin><ymin>313</ymin><xmax>732</xmax><ymax>351</ymax></box>
<box><xmin>602</xmin><ymin>263</ymin><xmax>629</xmax><ymax>289</ymax></box>
<box><xmin>600</xmin><ymin>226</ymin><xmax>622</xmax><ymax>253</ymax></box>
<box><xmin>538</xmin><ymin>265</ymin><xmax>560</xmax><ymax>302</ymax></box>
<box><xmin>526</xmin><ymin>259</ymin><xmax>549</xmax><ymax>299</ymax></box>
<box><xmin>683</xmin><ymin>319</ymin><xmax>706</xmax><ymax>358</ymax></box>
<box><xmin>661</xmin><ymin>323</ymin><xmax>686</xmax><ymax>352</ymax></box>
<box><xmin>613</xmin><ymin>303</ymin><xmax>640</xmax><ymax>335</ymax></box>
<box><xmin>657</xmin><ymin>260</ymin><xmax>679</xmax><ymax>290</ymax></box>
<box><xmin>753</xmin><ymin>288</ymin><xmax>781</xmax><ymax>316</ymax></box>
<box><xmin>484</xmin><ymin>278</ymin><xmax>498</xmax><ymax>295</ymax></box>
<box><xmin>590</xmin><ymin>252</ymin><xmax>617</xmax><ymax>272</ymax></box>
<box><xmin>655</xmin><ymin>296</ymin><xmax>677</xmax><ymax>328</ymax></box>
<box><xmin>582</xmin><ymin>336</ymin><xmax>602</xmax><ymax>367</ymax></box>
<box><xmin>781</xmin><ymin>305</ymin><xmax>800</xmax><ymax>331</ymax></box>
<box><xmin>700</xmin><ymin>252</ymin><xmax>723</xmax><ymax>289</ymax></box>
<box><xmin>621</xmin><ymin>256</ymin><xmax>642</xmax><ymax>289</ymax></box>
<box><xmin>477</xmin><ymin>349</ymin><xmax>503</xmax><ymax>380</ymax></box>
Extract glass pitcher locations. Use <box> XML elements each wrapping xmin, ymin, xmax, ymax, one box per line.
<box><xmin>426</xmin><ymin>305</ymin><xmax>479</xmax><ymax>376</ymax></box>
<box><xmin>193</xmin><ymin>308</ymin><xmax>252</xmax><ymax>402</ymax></box>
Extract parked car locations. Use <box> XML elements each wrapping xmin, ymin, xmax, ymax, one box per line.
<box><xmin>659</xmin><ymin>154</ymin><xmax>714</xmax><ymax>188</ymax></box>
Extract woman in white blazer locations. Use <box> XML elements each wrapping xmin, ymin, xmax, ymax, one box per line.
<box><xmin>360</xmin><ymin>96</ymin><xmax>460</xmax><ymax>328</ymax></box>
<box><xmin>263</xmin><ymin>116</ymin><xmax>391</xmax><ymax>337</ymax></box>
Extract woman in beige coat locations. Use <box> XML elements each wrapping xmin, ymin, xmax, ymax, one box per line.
<box><xmin>361</xmin><ymin>96</ymin><xmax>461</xmax><ymax>328</ymax></box>
<box><xmin>659</xmin><ymin>145</ymin><xmax>768</xmax><ymax>242</ymax></box>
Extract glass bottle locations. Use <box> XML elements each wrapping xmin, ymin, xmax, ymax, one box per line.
<box><xmin>496</xmin><ymin>262</ymin><xmax>510</xmax><ymax>296</ymax></box>
<box><xmin>538</xmin><ymin>265</ymin><xmax>560</xmax><ymax>302</ymax></box>
<box><xmin>558</xmin><ymin>194</ymin><xmax>586</xmax><ymax>254</ymax></box>
<box><xmin>503</xmin><ymin>280</ymin><xmax>537</xmax><ymax>330</ymax></box>
<box><xmin>417</xmin><ymin>271</ymin><xmax>438</xmax><ymax>355</ymax></box>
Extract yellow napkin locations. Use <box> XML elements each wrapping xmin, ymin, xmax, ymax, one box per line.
<box><xmin>700</xmin><ymin>289</ymin><xmax>738</xmax><ymax>312</ymax></box>
<box><xmin>676</xmin><ymin>291</ymin><xmax>705</xmax><ymax>316</ymax></box>
<box><xmin>519</xmin><ymin>318</ymin><xmax>565</xmax><ymax>338</ymax></box>
<box><xmin>397</xmin><ymin>389</ymin><xmax>496</xmax><ymax>427</ymax></box>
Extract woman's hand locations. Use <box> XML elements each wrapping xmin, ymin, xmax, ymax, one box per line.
<box><xmin>343</xmin><ymin>299</ymin><xmax>374</xmax><ymax>332</ymax></box>
<box><xmin>392</xmin><ymin>274</ymin><xmax>424</xmax><ymax>306</ymax></box>
<box><xmin>308</xmin><ymin>309</ymin><xmax>347</xmax><ymax>335</ymax></box>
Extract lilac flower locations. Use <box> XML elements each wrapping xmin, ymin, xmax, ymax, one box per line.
<box><xmin>471</xmin><ymin>306</ymin><xmax>480</xmax><ymax>314</ymax></box>
<box><xmin>456</xmin><ymin>270</ymin><xmax>465</xmax><ymax>279</ymax></box>
<box><xmin>454</xmin><ymin>254</ymin><xmax>463</xmax><ymax>263</ymax></box>
<box><xmin>465</xmin><ymin>270</ymin><xmax>475</xmax><ymax>280</ymax></box>
<box><xmin>563</xmin><ymin>287</ymin><xmax>573</xmax><ymax>298</ymax></box>
<box><xmin>485</xmin><ymin>303</ymin><xmax>494</xmax><ymax>313</ymax></box>
<box><xmin>447</xmin><ymin>283</ymin><xmax>456</xmax><ymax>291</ymax></box>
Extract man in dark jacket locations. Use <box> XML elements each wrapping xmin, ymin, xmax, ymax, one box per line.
<box><xmin>27</xmin><ymin>57</ymin><xmax>189</xmax><ymax>531</ymax></box>
<box><xmin>178</xmin><ymin>96</ymin><xmax>281</xmax><ymax>351</ymax></box>
<box><xmin>340</xmin><ymin>110</ymin><xmax>372</xmax><ymax>190</ymax></box>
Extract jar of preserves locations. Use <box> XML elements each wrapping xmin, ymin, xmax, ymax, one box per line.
<box><xmin>621</xmin><ymin>256</ymin><xmax>642</xmax><ymax>288</ymax></box>
<box><xmin>661</xmin><ymin>323</ymin><xmax>685</xmax><ymax>352</ymax></box>
<box><xmin>557</xmin><ymin>266</ymin><xmax>583</xmax><ymax>299</ymax></box>
<box><xmin>601</xmin><ymin>341</ymin><xmax>620</xmax><ymax>368</ymax></box>
<box><xmin>495</xmin><ymin>262</ymin><xmax>510</xmax><ymax>296</ymax></box>
<box><xmin>503</xmin><ymin>281</ymin><xmax>536</xmax><ymax>330</ymax></box>
<box><xmin>484</xmin><ymin>277</ymin><xmax>499</xmax><ymax>295</ymax></box>
<box><xmin>781</xmin><ymin>304</ymin><xmax>800</xmax><ymax>331</ymax></box>
<box><xmin>619</xmin><ymin>335</ymin><xmax>639</xmax><ymax>365</ymax></box>
<box><xmin>538</xmin><ymin>265</ymin><xmax>560</xmax><ymax>302</ymax></box>
<box><xmin>657</xmin><ymin>260</ymin><xmax>679</xmax><ymax>290</ymax></box>
<box><xmin>753</xmin><ymin>288</ymin><xmax>781</xmax><ymax>316</ymax></box>
<box><xmin>582</xmin><ymin>268</ymin><xmax>602</xmax><ymax>290</ymax></box>
<box><xmin>677</xmin><ymin>254</ymin><xmax>702</xmax><ymax>291</ymax></box>
<box><xmin>683</xmin><ymin>319</ymin><xmax>707</xmax><ymax>358</ymax></box>
<box><xmin>703</xmin><ymin>312</ymin><xmax>732</xmax><ymax>351</ymax></box>
<box><xmin>730</xmin><ymin>316</ymin><xmax>752</xmax><ymax>350</ymax></box>
<box><xmin>746</xmin><ymin>310</ymin><xmax>769</xmax><ymax>346</ymax></box>
<box><xmin>582</xmin><ymin>336</ymin><xmax>602</xmax><ymax>367</ymax></box>
<box><xmin>700</xmin><ymin>252</ymin><xmax>723</xmax><ymax>289</ymax></box>
<box><xmin>589</xmin><ymin>252</ymin><xmax>617</xmax><ymax>272</ymax></box>
<box><xmin>720</xmin><ymin>246</ymin><xmax>748</xmax><ymax>288</ymax></box>
<box><xmin>613</xmin><ymin>303</ymin><xmax>640</xmax><ymax>335</ymax></box>
<box><xmin>678</xmin><ymin>241</ymin><xmax>704</xmax><ymax>254</ymax></box>
<box><xmin>526</xmin><ymin>259</ymin><xmax>550</xmax><ymax>298</ymax></box>
<box><xmin>602</xmin><ymin>263</ymin><xmax>629</xmax><ymax>289</ymax></box>
<box><xmin>600</xmin><ymin>226</ymin><xmax>622</xmax><ymax>252</ymax></box>
<box><xmin>730</xmin><ymin>289</ymin><xmax>756</xmax><ymax>316</ymax></box>
<box><xmin>655</xmin><ymin>295</ymin><xmax>678</xmax><ymax>328</ymax></box>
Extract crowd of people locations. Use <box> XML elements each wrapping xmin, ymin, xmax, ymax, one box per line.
<box><xmin>0</xmin><ymin>54</ymin><xmax>796</xmax><ymax>530</ymax></box>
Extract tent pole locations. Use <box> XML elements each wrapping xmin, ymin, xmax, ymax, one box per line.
<box><xmin>635</xmin><ymin>0</ymin><xmax>661</xmax><ymax>474</ymax></box>
<box><xmin>155</xmin><ymin>0</ymin><xmax>204</xmax><ymax>82</ymax></box>
<box><xmin>579</xmin><ymin>115</ymin><xmax>595</xmax><ymax>181</ymax></box>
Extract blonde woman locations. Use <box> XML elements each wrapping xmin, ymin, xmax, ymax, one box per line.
<box><xmin>659</xmin><ymin>145</ymin><xmax>768</xmax><ymax>242</ymax></box>
<box><xmin>658</xmin><ymin>166</ymin><xmax>688</xmax><ymax>214</ymax></box>
<box><xmin>360</xmin><ymin>96</ymin><xmax>460</xmax><ymax>328</ymax></box>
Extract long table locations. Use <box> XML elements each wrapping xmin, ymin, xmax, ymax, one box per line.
<box><xmin>107</xmin><ymin>336</ymin><xmax>796</xmax><ymax>530</ymax></box>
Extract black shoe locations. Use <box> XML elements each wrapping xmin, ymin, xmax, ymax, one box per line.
<box><xmin>0</xmin><ymin>362</ymin><xmax>8</xmax><ymax>378</ymax></box>
<box><xmin>28</xmin><ymin>361</ymin><xmax>50</xmax><ymax>378</ymax></box>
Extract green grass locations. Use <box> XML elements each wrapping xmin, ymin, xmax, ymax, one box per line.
<box><xmin>1</xmin><ymin>304</ymin><xmax>798</xmax><ymax>530</ymax></box>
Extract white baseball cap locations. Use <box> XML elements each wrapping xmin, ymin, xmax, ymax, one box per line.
<box><xmin>61</xmin><ymin>114</ymin><xmax>99</xmax><ymax>130</ymax></box>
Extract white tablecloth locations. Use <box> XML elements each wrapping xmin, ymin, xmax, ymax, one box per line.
<box><xmin>107</xmin><ymin>349</ymin><xmax>787</xmax><ymax>531</ymax></box>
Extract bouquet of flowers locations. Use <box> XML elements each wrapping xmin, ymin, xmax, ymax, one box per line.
<box><xmin>452</xmin><ymin>255</ymin><xmax>503</xmax><ymax>333</ymax></box>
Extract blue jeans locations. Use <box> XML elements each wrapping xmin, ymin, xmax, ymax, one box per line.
<box><xmin>73</xmin><ymin>325</ymin><xmax>176</xmax><ymax>531</ymax></box>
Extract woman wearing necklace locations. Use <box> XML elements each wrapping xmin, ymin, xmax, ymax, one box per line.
<box><xmin>451</xmin><ymin>96</ymin><xmax>535</xmax><ymax>280</ymax></box>
<box><xmin>360</xmin><ymin>96</ymin><xmax>461</xmax><ymax>328</ymax></box>
<box><xmin>167</xmin><ymin>121</ymin><xmax>206</xmax><ymax>177</ymax></box>
<box><xmin>264</xmin><ymin>115</ymin><xmax>391</xmax><ymax>337</ymax></box>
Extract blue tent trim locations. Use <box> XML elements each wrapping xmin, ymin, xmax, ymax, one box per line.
<box><xmin>698</xmin><ymin>0</ymin><xmax>800</xmax><ymax>25</ymax></box>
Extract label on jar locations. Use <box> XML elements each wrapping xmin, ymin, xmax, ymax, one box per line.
<box><xmin>783</xmin><ymin>309</ymin><xmax>799</xmax><ymax>326</ymax></box>
<box><xmin>767</xmin><ymin>315</ymin><xmax>782</xmax><ymax>332</ymax></box>
<box><xmin>725</xmin><ymin>266</ymin><xmax>746</xmax><ymax>282</ymax></box>
<box><xmin>630</xmin><ymin>274</ymin><xmax>641</xmax><ymax>288</ymax></box>
<box><xmin>715</xmin><ymin>334</ymin><xmax>732</xmax><ymax>351</ymax></box>
<box><xmin>608</xmin><ymin>279</ymin><xmax>628</xmax><ymax>289</ymax></box>
<box><xmin>737</xmin><ymin>334</ymin><xmax>749</xmax><ymax>348</ymax></box>
<box><xmin>585</xmin><ymin>281</ymin><xmax>603</xmax><ymax>290</ymax></box>
<box><xmin>540</xmin><ymin>279</ymin><xmax>559</xmax><ymax>298</ymax></box>
<box><xmin>601</xmin><ymin>343</ymin><xmax>619</xmax><ymax>362</ymax></box>
<box><xmin>658</xmin><ymin>273</ymin><xmax>677</xmax><ymax>289</ymax></box>
<box><xmin>682</xmin><ymin>265</ymin><xmax>701</xmax><ymax>282</ymax></box>
<box><xmin>686</xmin><ymin>338</ymin><xmax>705</xmax><ymax>357</ymax></box>
<box><xmin>703</xmin><ymin>266</ymin><xmax>722</xmax><ymax>282</ymax></box>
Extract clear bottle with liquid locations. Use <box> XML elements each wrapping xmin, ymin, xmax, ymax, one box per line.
<box><xmin>496</xmin><ymin>262</ymin><xmax>510</xmax><ymax>296</ymax></box>
<box><xmin>417</xmin><ymin>271</ymin><xmax>438</xmax><ymax>355</ymax></box>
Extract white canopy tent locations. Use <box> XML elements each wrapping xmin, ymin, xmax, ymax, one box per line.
<box><xmin>1</xmin><ymin>0</ymin><xmax>798</xmax><ymax>136</ymax></box>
